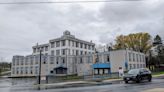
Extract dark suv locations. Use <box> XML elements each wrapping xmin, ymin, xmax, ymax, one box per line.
<box><xmin>123</xmin><ymin>68</ymin><xmax>152</xmax><ymax>83</ymax></box>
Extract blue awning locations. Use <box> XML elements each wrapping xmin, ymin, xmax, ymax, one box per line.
<box><xmin>92</xmin><ymin>63</ymin><xmax>110</xmax><ymax>69</ymax></box>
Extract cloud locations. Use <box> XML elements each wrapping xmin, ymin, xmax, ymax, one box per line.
<box><xmin>0</xmin><ymin>0</ymin><xmax>164</xmax><ymax>62</ymax></box>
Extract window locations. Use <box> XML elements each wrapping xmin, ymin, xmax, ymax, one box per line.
<box><xmin>137</xmin><ymin>64</ymin><xmax>139</xmax><ymax>68</ymax></box>
<box><xmin>25</xmin><ymin>57</ymin><xmax>28</xmax><ymax>65</ymax></box>
<box><xmin>51</xmin><ymin>50</ymin><xmax>54</xmax><ymax>56</ymax></box>
<box><xmin>80</xmin><ymin>51</ymin><xmax>83</xmax><ymax>55</ymax></box>
<box><xmin>142</xmin><ymin>55</ymin><xmax>145</xmax><ymax>62</ymax></box>
<box><xmin>56</xmin><ymin>57</ymin><xmax>59</xmax><ymax>64</ymax></box>
<box><xmin>85</xmin><ymin>44</ymin><xmax>87</xmax><ymax>49</ymax></box>
<box><xmin>17</xmin><ymin>60</ymin><xmax>19</xmax><ymax>65</ymax></box>
<box><xmin>12</xmin><ymin>68</ymin><xmax>15</xmax><ymax>74</ymax></box>
<box><xmin>25</xmin><ymin>67</ymin><xmax>28</xmax><ymax>74</ymax></box>
<box><xmin>30</xmin><ymin>66</ymin><xmax>33</xmax><ymax>74</ymax></box>
<box><xmin>45</xmin><ymin>46</ymin><xmax>48</xmax><ymax>51</ymax></box>
<box><xmin>92</xmin><ymin>45</ymin><xmax>95</xmax><ymax>50</ymax></box>
<box><xmin>129</xmin><ymin>52</ymin><xmax>131</xmax><ymax>62</ymax></box>
<box><xmin>56</xmin><ymin>50</ymin><xmax>60</xmax><ymax>55</ymax></box>
<box><xmin>33</xmin><ymin>48</ymin><xmax>36</xmax><ymax>53</ymax></box>
<box><xmin>80</xmin><ymin>43</ymin><xmax>83</xmax><ymax>48</ymax></box>
<box><xmin>16</xmin><ymin>67</ymin><xmax>19</xmax><ymax>74</ymax></box>
<box><xmin>51</xmin><ymin>42</ymin><xmax>55</xmax><ymax>48</ymax></box>
<box><xmin>129</xmin><ymin>64</ymin><xmax>132</xmax><ymax>69</ymax></box>
<box><xmin>30</xmin><ymin>56</ymin><xmax>33</xmax><ymax>65</ymax></box>
<box><xmin>72</xmin><ymin>41</ymin><xmax>74</xmax><ymax>47</ymax></box>
<box><xmin>133</xmin><ymin>64</ymin><xmax>136</xmax><ymax>69</ymax></box>
<box><xmin>88</xmin><ymin>45</ymin><xmax>91</xmax><ymax>50</ymax></box>
<box><xmin>35</xmin><ymin>66</ymin><xmax>38</xmax><ymax>75</ymax></box>
<box><xmin>72</xmin><ymin>50</ymin><xmax>74</xmax><ymax>55</ymax></box>
<box><xmin>136</xmin><ymin>54</ymin><xmax>138</xmax><ymax>62</ymax></box>
<box><xmin>107</xmin><ymin>55</ymin><xmax>110</xmax><ymax>62</ymax></box>
<box><xmin>80</xmin><ymin>58</ymin><xmax>83</xmax><ymax>64</ymax></box>
<box><xmin>140</xmin><ymin>55</ymin><xmax>142</xmax><ymax>62</ymax></box>
<box><xmin>56</xmin><ymin>41</ymin><xmax>60</xmax><ymax>47</ymax></box>
<box><xmin>35</xmin><ymin>56</ymin><xmax>38</xmax><ymax>64</ymax></box>
<box><xmin>62</xmin><ymin>58</ymin><xmax>65</xmax><ymax>64</ymax></box>
<box><xmin>76</xmin><ymin>50</ymin><xmax>79</xmax><ymax>55</ymax></box>
<box><xmin>20</xmin><ymin>67</ymin><xmax>23</xmax><ymax>74</ymax></box>
<box><xmin>41</xmin><ymin>47</ymin><xmax>44</xmax><ymax>51</ymax></box>
<box><xmin>76</xmin><ymin>42</ymin><xmax>79</xmax><ymax>47</ymax></box>
<box><xmin>50</xmin><ymin>57</ymin><xmax>54</xmax><ymax>64</ymax></box>
<box><xmin>61</xmin><ymin>40</ymin><xmax>65</xmax><ymax>46</ymax></box>
<box><xmin>68</xmin><ymin>40</ymin><xmax>70</xmax><ymax>46</ymax></box>
<box><xmin>37</xmin><ymin>48</ymin><xmax>40</xmax><ymax>52</ymax></box>
<box><xmin>133</xmin><ymin>53</ymin><xmax>135</xmax><ymax>61</ymax></box>
<box><xmin>62</xmin><ymin>49</ymin><xmax>66</xmax><ymax>55</ymax></box>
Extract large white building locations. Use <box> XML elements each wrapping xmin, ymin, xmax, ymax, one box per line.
<box><xmin>11</xmin><ymin>31</ymin><xmax>95</xmax><ymax>77</ymax></box>
<box><xmin>77</xmin><ymin>49</ymin><xmax>146</xmax><ymax>76</ymax></box>
<box><xmin>11</xmin><ymin>31</ymin><xmax>146</xmax><ymax>77</ymax></box>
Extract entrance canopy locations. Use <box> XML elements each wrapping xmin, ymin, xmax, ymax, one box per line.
<box><xmin>92</xmin><ymin>63</ymin><xmax>110</xmax><ymax>69</ymax></box>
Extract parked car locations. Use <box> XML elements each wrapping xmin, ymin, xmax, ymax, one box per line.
<box><xmin>123</xmin><ymin>68</ymin><xmax>152</xmax><ymax>83</ymax></box>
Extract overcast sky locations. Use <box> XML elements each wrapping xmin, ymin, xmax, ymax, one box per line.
<box><xmin>0</xmin><ymin>0</ymin><xmax>164</xmax><ymax>62</ymax></box>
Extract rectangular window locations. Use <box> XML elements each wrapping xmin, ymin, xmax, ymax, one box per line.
<box><xmin>85</xmin><ymin>44</ymin><xmax>87</xmax><ymax>49</ymax></box>
<box><xmin>88</xmin><ymin>45</ymin><xmax>91</xmax><ymax>50</ymax></box>
<box><xmin>80</xmin><ymin>51</ymin><xmax>83</xmax><ymax>55</ymax></box>
<box><xmin>76</xmin><ymin>50</ymin><xmax>79</xmax><ymax>55</ymax></box>
<box><xmin>56</xmin><ymin>50</ymin><xmax>60</xmax><ymax>55</ymax></box>
<box><xmin>72</xmin><ymin>41</ymin><xmax>74</xmax><ymax>47</ymax></box>
<box><xmin>35</xmin><ymin>66</ymin><xmax>38</xmax><ymax>75</ymax></box>
<box><xmin>56</xmin><ymin>41</ymin><xmax>60</xmax><ymax>47</ymax></box>
<box><xmin>129</xmin><ymin>64</ymin><xmax>132</xmax><ymax>69</ymax></box>
<box><xmin>107</xmin><ymin>55</ymin><xmax>110</xmax><ymax>62</ymax></box>
<box><xmin>140</xmin><ymin>55</ymin><xmax>142</xmax><ymax>62</ymax></box>
<box><xmin>51</xmin><ymin>42</ymin><xmax>55</xmax><ymax>48</ymax></box>
<box><xmin>51</xmin><ymin>50</ymin><xmax>54</xmax><ymax>56</ymax></box>
<box><xmin>76</xmin><ymin>42</ymin><xmax>79</xmax><ymax>47</ymax></box>
<box><xmin>80</xmin><ymin>43</ymin><xmax>83</xmax><ymax>48</ymax></box>
<box><xmin>41</xmin><ymin>47</ymin><xmax>44</xmax><ymax>51</ymax></box>
<box><xmin>92</xmin><ymin>45</ymin><xmax>94</xmax><ymax>50</ymax></box>
<box><xmin>45</xmin><ymin>46</ymin><xmax>48</xmax><ymax>51</ymax></box>
<box><xmin>61</xmin><ymin>40</ymin><xmax>65</xmax><ymax>46</ymax></box>
<box><xmin>35</xmin><ymin>56</ymin><xmax>38</xmax><ymax>64</ymax></box>
<box><xmin>136</xmin><ymin>54</ymin><xmax>138</xmax><ymax>62</ymax></box>
<box><xmin>62</xmin><ymin>49</ymin><xmax>66</xmax><ymax>55</ymax></box>
<box><xmin>16</xmin><ymin>67</ymin><xmax>19</xmax><ymax>74</ymax></box>
<box><xmin>133</xmin><ymin>53</ymin><xmax>135</xmax><ymax>62</ymax></box>
<box><xmin>80</xmin><ymin>58</ymin><xmax>83</xmax><ymax>64</ymax></box>
<box><xmin>33</xmin><ymin>48</ymin><xmax>36</xmax><ymax>53</ymax></box>
<box><xmin>129</xmin><ymin>52</ymin><xmax>131</xmax><ymax>62</ymax></box>
<box><xmin>50</xmin><ymin>57</ymin><xmax>54</xmax><ymax>64</ymax></box>
<box><xmin>133</xmin><ymin>64</ymin><xmax>136</xmax><ymax>69</ymax></box>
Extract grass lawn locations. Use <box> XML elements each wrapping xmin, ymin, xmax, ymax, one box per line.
<box><xmin>152</xmin><ymin>71</ymin><xmax>164</xmax><ymax>76</ymax></box>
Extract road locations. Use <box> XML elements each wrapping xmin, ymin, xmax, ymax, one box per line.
<box><xmin>0</xmin><ymin>77</ymin><xmax>164</xmax><ymax>92</ymax></box>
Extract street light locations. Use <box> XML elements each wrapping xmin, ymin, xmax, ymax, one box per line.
<box><xmin>36</xmin><ymin>44</ymin><xmax>42</xmax><ymax>88</ymax></box>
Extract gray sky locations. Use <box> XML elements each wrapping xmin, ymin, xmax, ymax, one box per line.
<box><xmin>0</xmin><ymin>0</ymin><xmax>164</xmax><ymax>62</ymax></box>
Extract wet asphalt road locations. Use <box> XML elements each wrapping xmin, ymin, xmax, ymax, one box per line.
<box><xmin>1</xmin><ymin>77</ymin><xmax>164</xmax><ymax>92</ymax></box>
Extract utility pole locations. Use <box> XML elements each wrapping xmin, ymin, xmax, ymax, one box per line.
<box><xmin>38</xmin><ymin>50</ymin><xmax>42</xmax><ymax>85</ymax></box>
<box><xmin>36</xmin><ymin>43</ymin><xmax>42</xmax><ymax>90</ymax></box>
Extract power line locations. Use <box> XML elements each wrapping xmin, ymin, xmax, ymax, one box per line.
<box><xmin>0</xmin><ymin>0</ymin><xmax>145</xmax><ymax>5</ymax></box>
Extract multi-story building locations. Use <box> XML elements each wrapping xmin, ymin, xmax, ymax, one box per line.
<box><xmin>11</xmin><ymin>31</ymin><xmax>146</xmax><ymax>77</ymax></box>
<box><xmin>11</xmin><ymin>31</ymin><xmax>95</xmax><ymax>77</ymax></box>
<box><xmin>77</xmin><ymin>49</ymin><xmax>146</xmax><ymax>76</ymax></box>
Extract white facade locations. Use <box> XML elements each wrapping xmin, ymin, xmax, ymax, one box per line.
<box><xmin>11</xmin><ymin>31</ymin><xmax>95</xmax><ymax>77</ymax></box>
<box><xmin>11</xmin><ymin>31</ymin><xmax>146</xmax><ymax>77</ymax></box>
<box><xmin>77</xmin><ymin>50</ymin><xmax>146</xmax><ymax>76</ymax></box>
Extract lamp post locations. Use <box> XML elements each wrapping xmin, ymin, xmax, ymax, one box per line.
<box><xmin>36</xmin><ymin>44</ymin><xmax>42</xmax><ymax>88</ymax></box>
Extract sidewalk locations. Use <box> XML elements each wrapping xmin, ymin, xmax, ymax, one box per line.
<box><xmin>14</xmin><ymin>74</ymin><xmax>163</xmax><ymax>90</ymax></box>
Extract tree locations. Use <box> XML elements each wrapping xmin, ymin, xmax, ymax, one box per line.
<box><xmin>153</xmin><ymin>35</ymin><xmax>162</xmax><ymax>46</ymax></box>
<box><xmin>114</xmin><ymin>32</ymin><xmax>152</xmax><ymax>54</ymax></box>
